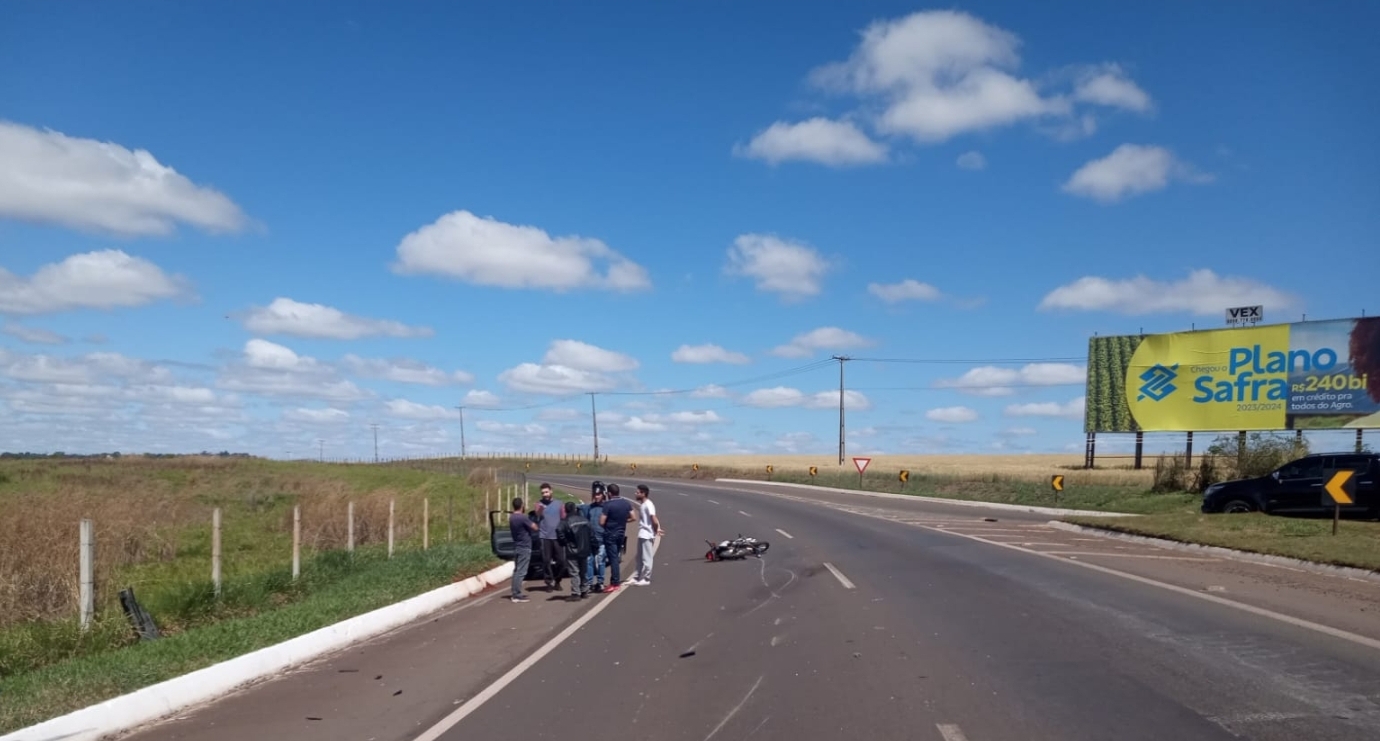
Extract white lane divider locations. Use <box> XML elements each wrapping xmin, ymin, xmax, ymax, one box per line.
<box><xmin>775</xmin><ymin>528</ymin><xmax>794</xmax><ymax>539</ymax></box>
<box><xmin>739</xmin><ymin>510</ymin><xmax>752</xmax><ymax>517</ymax></box>
<box><xmin>936</xmin><ymin>724</ymin><xmax>969</xmax><ymax>741</ymax></box>
<box><xmin>708</xmin><ymin>499</ymin><xmax>720</xmax><ymax>505</ymax></box>
<box><xmin>822</xmin><ymin>562</ymin><xmax>856</xmax><ymax>590</ymax></box>
<box><xmin>410</xmin><ymin>585</ymin><xmax>628</xmax><ymax>740</ymax></box>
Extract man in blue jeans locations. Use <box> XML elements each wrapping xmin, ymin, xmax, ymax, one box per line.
<box><xmin>508</xmin><ymin>497</ymin><xmax>537</xmax><ymax>602</ymax></box>
<box><xmin>598</xmin><ymin>483</ymin><xmax>636</xmax><ymax>592</ymax></box>
<box><xmin>581</xmin><ymin>487</ymin><xmax>608</xmax><ymax>593</ymax></box>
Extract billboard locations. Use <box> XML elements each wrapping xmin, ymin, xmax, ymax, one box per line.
<box><xmin>1085</xmin><ymin>317</ymin><xmax>1380</xmax><ymax>432</ymax></box>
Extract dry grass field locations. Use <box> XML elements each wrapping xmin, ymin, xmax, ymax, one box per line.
<box><xmin>603</xmin><ymin>454</ymin><xmax>1153</xmax><ymax>487</ymax></box>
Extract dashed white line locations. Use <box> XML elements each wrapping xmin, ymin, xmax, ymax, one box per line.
<box><xmin>1041</xmin><ymin>551</ymin><xmax>1218</xmax><ymax>561</ymax></box>
<box><xmin>936</xmin><ymin>724</ymin><xmax>969</xmax><ymax>741</ymax></box>
<box><xmin>707</xmin><ymin>499</ymin><xmax>720</xmax><ymax>505</ymax></box>
<box><xmin>410</xmin><ymin>577</ymin><xmax>629</xmax><ymax>741</ymax></box>
<box><xmin>739</xmin><ymin>510</ymin><xmax>752</xmax><ymax>517</ymax></box>
<box><xmin>774</xmin><ymin>528</ymin><xmax>794</xmax><ymax>539</ymax></box>
<box><xmin>823</xmin><ymin>562</ymin><xmax>856</xmax><ymax>590</ymax></box>
<box><xmin>674</xmin><ymin>491</ymin><xmax>687</xmax><ymax>497</ymax></box>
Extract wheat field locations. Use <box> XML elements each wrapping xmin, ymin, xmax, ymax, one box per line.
<box><xmin>601</xmin><ymin>454</ymin><xmax>1153</xmax><ymax>486</ymax></box>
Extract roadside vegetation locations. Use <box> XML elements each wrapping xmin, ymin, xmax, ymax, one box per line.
<box><xmin>1062</xmin><ymin>512</ymin><xmax>1380</xmax><ymax>572</ymax></box>
<box><xmin>0</xmin><ymin>457</ymin><xmax>499</xmax><ymax>733</ymax></box>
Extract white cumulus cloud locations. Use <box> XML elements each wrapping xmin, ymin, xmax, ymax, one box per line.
<box><xmin>1005</xmin><ymin>397</ymin><xmax>1086</xmax><ymax>419</ymax></box>
<box><xmin>671</xmin><ymin>344</ymin><xmax>750</xmax><ymax>365</ymax></box>
<box><xmin>391</xmin><ymin>210</ymin><xmax>650</xmax><ymax>292</ymax></box>
<box><xmin>867</xmin><ymin>279</ymin><xmax>942</xmax><ymax>303</ymax></box>
<box><xmin>926</xmin><ymin>406</ymin><xmax>979</xmax><ymax>423</ymax></box>
<box><xmin>542</xmin><ymin>339</ymin><xmax>639</xmax><ymax>372</ymax></box>
<box><xmin>341</xmin><ymin>355</ymin><xmax>474</xmax><ymax>386</ymax></box>
<box><xmin>936</xmin><ymin>363</ymin><xmax>1086</xmax><ymax>396</ymax></box>
<box><xmin>219</xmin><ymin>339</ymin><xmax>370</xmax><ymax>402</ymax></box>
<box><xmin>385</xmin><ymin>399</ymin><xmax>455</xmax><ymax>421</ymax></box>
<box><xmin>734</xmin><ymin>118</ymin><xmax>888</xmax><ymax>166</ymax></box>
<box><xmin>1072</xmin><ymin>64</ymin><xmax>1153</xmax><ymax>113</ymax></box>
<box><xmin>498</xmin><ymin>363</ymin><xmax>619</xmax><ymax>396</ymax></box>
<box><xmin>284</xmin><ymin>407</ymin><xmax>351</xmax><ymax>424</ymax></box>
<box><xmin>0</xmin><ymin>250</ymin><xmax>193</xmax><ymax>316</ymax></box>
<box><xmin>623</xmin><ymin>416</ymin><xmax>667</xmax><ymax>433</ymax></box>
<box><xmin>1062</xmin><ymin>144</ymin><xmax>1210</xmax><ymax>203</ymax></box>
<box><xmin>725</xmin><ymin>234</ymin><xmax>830</xmax><ymax>299</ymax></box>
<box><xmin>0</xmin><ymin>120</ymin><xmax>248</xmax><ymax>237</ymax></box>
<box><xmin>1039</xmin><ymin>269</ymin><xmax>1297</xmax><ymax>316</ymax></box>
<box><xmin>692</xmin><ymin>384</ymin><xmax>731</xmax><ymax>399</ymax></box>
<box><xmin>463</xmin><ymin>389</ymin><xmax>501</xmax><ymax>407</ymax></box>
<box><xmin>742</xmin><ymin>386</ymin><xmax>871</xmax><ymax>410</ymax></box>
<box><xmin>770</xmin><ymin>326</ymin><xmax>873</xmax><ymax>358</ymax></box>
<box><xmin>243</xmin><ymin>298</ymin><xmax>432</xmax><ymax>340</ymax></box>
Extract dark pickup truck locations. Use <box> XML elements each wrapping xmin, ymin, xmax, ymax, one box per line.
<box><xmin>488</xmin><ymin>509</ymin><xmax>565</xmax><ymax>582</ymax></box>
<box><xmin>1201</xmin><ymin>452</ymin><xmax>1379</xmax><ymax>518</ymax></box>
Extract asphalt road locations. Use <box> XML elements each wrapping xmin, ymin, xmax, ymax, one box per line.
<box><xmin>414</xmin><ymin>474</ymin><xmax>1380</xmax><ymax>741</ymax></box>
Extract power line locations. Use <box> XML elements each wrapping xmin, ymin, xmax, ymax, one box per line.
<box><xmin>851</xmin><ymin>382</ymin><xmax>1086</xmax><ymax>392</ymax></box>
<box><xmin>598</xmin><ymin>359</ymin><xmax>837</xmax><ymax>397</ymax></box>
<box><xmin>850</xmin><ymin>356</ymin><xmax>1087</xmax><ymax>365</ymax></box>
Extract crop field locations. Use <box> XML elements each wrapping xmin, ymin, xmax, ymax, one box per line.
<box><xmin>598</xmin><ymin>454</ymin><xmax>1154</xmax><ymax>487</ymax></box>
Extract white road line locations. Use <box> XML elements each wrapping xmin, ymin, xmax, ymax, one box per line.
<box><xmin>739</xmin><ymin>510</ymin><xmax>752</xmax><ymax>517</ymax></box>
<box><xmin>775</xmin><ymin>528</ymin><xmax>794</xmax><ymax>539</ymax></box>
<box><xmin>675</xmin><ymin>491</ymin><xmax>687</xmax><ymax>496</ymax></box>
<box><xmin>914</xmin><ymin>523</ymin><xmax>1380</xmax><ymax>653</ymax></box>
<box><xmin>410</xmin><ymin>586</ymin><xmax>628</xmax><ymax>741</ymax></box>
<box><xmin>823</xmin><ymin>562</ymin><xmax>856</xmax><ymax>590</ymax></box>
<box><xmin>936</xmin><ymin>724</ymin><xmax>969</xmax><ymax>741</ymax></box>
<box><xmin>707</xmin><ymin>499</ymin><xmax>720</xmax><ymax>505</ymax></box>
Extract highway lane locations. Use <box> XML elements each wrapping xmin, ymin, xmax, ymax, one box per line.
<box><xmin>417</xmin><ymin>475</ymin><xmax>1380</xmax><ymax>741</ymax></box>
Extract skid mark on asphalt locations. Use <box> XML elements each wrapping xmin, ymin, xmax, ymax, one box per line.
<box><xmin>701</xmin><ymin>674</ymin><xmax>765</xmax><ymax>741</ymax></box>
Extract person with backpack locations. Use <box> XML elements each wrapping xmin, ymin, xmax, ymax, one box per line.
<box><xmin>556</xmin><ymin>500</ymin><xmax>593</xmax><ymax>601</ymax></box>
<box><xmin>581</xmin><ymin>488</ymin><xmax>608</xmax><ymax>593</ymax></box>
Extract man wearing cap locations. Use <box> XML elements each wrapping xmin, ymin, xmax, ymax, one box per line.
<box><xmin>581</xmin><ymin>486</ymin><xmax>608</xmax><ymax>593</ymax></box>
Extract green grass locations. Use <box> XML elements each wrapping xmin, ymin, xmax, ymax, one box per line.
<box><xmin>0</xmin><ymin>542</ymin><xmax>497</xmax><ymax>734</ymax></box>
<box><xmin>1063</xmin><ymin>512</ymin><xmax>1380</xmax><ymax>572</ymax></box>
<box><xmin>499</xmin><ymin>460</ymin><xmax>1195</xmax><ymax>515</ymax></box>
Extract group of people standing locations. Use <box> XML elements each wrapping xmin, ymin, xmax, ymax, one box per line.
<box><xmin>508</xmin><ymin>479</ymin><xmax>662</xmax><ymax>602</ymax></box>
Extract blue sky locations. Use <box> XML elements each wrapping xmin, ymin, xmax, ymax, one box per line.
<box><xmin>2</xmin><ymin>1</ymin><xmax>1378</xmax><ymax>459</ymax></box>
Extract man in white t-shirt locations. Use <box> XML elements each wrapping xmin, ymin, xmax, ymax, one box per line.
<box><xmin>630</xmin><ymin>484</ymin><xmax>663</xmax><ymax>586</ymax></box>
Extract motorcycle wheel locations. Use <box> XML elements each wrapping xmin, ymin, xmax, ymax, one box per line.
<box><xmin>752</xmin><ymin>542</ymin><xmax>770</xmax><ymax>555</ymax></box>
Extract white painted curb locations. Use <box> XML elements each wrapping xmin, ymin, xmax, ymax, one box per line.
<box><xmin>714</xmin><ymin>478</ymin><xmax>1139</xmax><ymax>518</ymax></box>
<box><xmin>3</xmin><ymin>560</ymin><xmax>514</xmax><ymax>741</ymax></box>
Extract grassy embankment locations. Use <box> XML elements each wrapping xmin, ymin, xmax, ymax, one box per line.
<box><xmin>0</xmin><ymin>457</ymin><xmax>502</xmax><ymax>734</ymax></box>
<box><xmin>1063</xmin><ymin>512</ymin><xmax>1380</xmax><ymax>572</ymax></box>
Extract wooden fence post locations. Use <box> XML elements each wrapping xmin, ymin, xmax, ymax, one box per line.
<box><xmin>423</xmin><ymin>498</ymin><xmax>430</xmax><ymax>551</ymax></box>
<box><xmin>79</xmin><ymin>518</ymin><xmax>94</xmax><ymax>631</ymax></box>
<box><xmin>347</xmin><ymin>501</ymin><xmax>355</xmax><ymax>553</ymax></box>
<box><xmin>388</xmin><ymin>499</ymin><xmax>395</xmax><ymax>558</ymax></box>
<box><xmin>212</xmin><ymin>508</ymin><xmax>222</xmax><ymax>598</ymax></box>
<box><xmin>292</xmin><ymin>505</ymin><xmax>301</xmax><ymax>580</ymax></box>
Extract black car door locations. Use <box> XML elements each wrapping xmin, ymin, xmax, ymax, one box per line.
<box><xmin>1272</xmin><ymin>456</ymin><xmax>1325</xmax><ymax>511</ymax></box>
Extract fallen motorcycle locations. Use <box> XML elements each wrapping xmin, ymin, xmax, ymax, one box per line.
<box><xmin>704</xmin><ymin>534</ymin><xmax>770</xmax><ymax>561</ymax></box>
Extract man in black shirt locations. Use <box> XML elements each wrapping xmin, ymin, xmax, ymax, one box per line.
<box><xmin>508</xmin><ymin>497</ymin><xmax>538</xmax><ymax>603</ymax></box>
<box><xmin>557</xmin><ymin>501</ymin><xmax>593</xmax><ymax>601</ymax></box>
<box><xmin>598</xmin><ymin>483</ymin><xmax>637</xmax><ymax>591</ymax></box>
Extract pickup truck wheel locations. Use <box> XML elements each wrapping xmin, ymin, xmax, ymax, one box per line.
<box><xmin>1222</xmin><ymin>499</ymin><xmax>1256</xmax><ymax>514</ymax></box>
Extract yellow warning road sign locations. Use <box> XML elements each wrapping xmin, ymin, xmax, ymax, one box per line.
<box><xmin>899</xmin><ymin>470</ymin><xmax>909</xmax><ymax>483</ymax></box>
<box><xmin>1051</xmin><ymin>475</ymin><xmax>1065</xmax><ymax>492</ymax></box>
<box><xmin>766</xmin><ymin>465</ymin><xmax>774</xmax><ymax>474</ymax></box>
<box><xmin>808</xmin><ymin>466</ymin><xmax>818</xmax><ymax>477</ymax></box>
<box><xmin>1324</xmin><ymin>469</ymin><xmax>1355</xmax><ymax>506</ymax></box>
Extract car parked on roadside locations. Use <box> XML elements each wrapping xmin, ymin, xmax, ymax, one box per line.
<box><xmin>488</xmin><ymin>508</ymin><xmax>567</xmax><ymax>582</ymax></box>
<box><xmin>1200</xmin><ymin>452</ymin><xmax>1379</xmax><ymax>518</ymax></box>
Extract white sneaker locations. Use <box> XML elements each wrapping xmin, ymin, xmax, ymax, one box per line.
<box><xmin>630</xmin><ymin>578</ymin><xmax>650</xmax><ymax>586</ymax></box>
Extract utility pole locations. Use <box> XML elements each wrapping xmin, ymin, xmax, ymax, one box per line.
<box><xmin>317</xmin><ymin>438</ymin><xmax>324</xmax><ymax>462</ymax></box>
<box><xmin>832</xmin><ymin>355</ymin><xmax>849</xmax><ymax>465</ymax></box>
<box><xmin>589</xmin><ymin>393</ymin><xmax>600</xmax><ymax>461</ymax></box>
<box><xmin>370</xmin><ymin>423</ymin><xmax>379</xmax><ymax>463</ymax></box>
<box><xmin>455</xmin><ymin>405</ymin><xmax>467</xmax><ymax>458</ymax></box>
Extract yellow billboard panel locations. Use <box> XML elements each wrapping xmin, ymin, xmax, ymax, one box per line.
<box><xmin>1085</xmin><ymin>317</ymin><xmax>1380</xmax><ymax>432</ymax></box>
